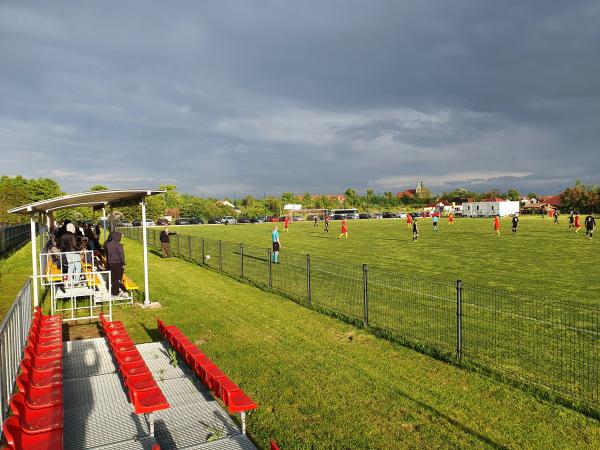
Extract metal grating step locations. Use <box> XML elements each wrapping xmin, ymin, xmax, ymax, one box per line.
<box><xmin>62</xmin><ymin>338</ymin><xmax>256</xmax><ymax>450</ymax></box>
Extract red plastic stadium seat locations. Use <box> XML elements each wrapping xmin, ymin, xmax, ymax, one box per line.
<box><xmin>183</xmin><ymin>346</ymin><xmax>205</xmax><ymax>367</ymax></box>
<box><xmin>204</xmin><ymin>365</ymin><xmax>227</xmax><ymax>391</ymax></box>
<box><xmin>120</xmin><ymin>360</ymin><xmax>150</xmax><ymax>379</ymax></box>
<box><xmin>33</xmin><ymin>307</ymin><xmax>62</xmax><ymax>324</ymax></box>
<box><xmin>30</xmin><ymin>322</ymin><xmax>62</xmax><ymax>339</ymax></box>
<box><xmin>115</xmin><ymin>349</ymin><xmax>144</xmax><ymax>366</ymax></box>
<box><xmin>28</xmin><ymin>330</ymin><xmax>62</xmax><ymax>348</ymax></box>
<box><xmin>215</xmin><ymin>377</ymin><xmax>241</xmax><ymax>407</ymax></box>
<box><xmin>27</xmin><ymin>334</ymin><xmax>62</xmax><ymax>353</ymax></box>
<box><xmin>110</xmin><ymin>340</ymin><xmax>137</xmax><ymax>354</ymax></box>
<box><xmin>20</xmin><ymin>359</ymin><xmax>62</xmax><ymax>388</ymax></box>
<box><xmin>9</xmin><ymin>392</ymin><xmax>63</xmax><ymax>434</ymax></box>
<box><xmin>2</xmin><ymin>415</ymin><xmax>63</xmax><ymax>450</ymax></box>
<box><xmin>190</xmin><ymin>354</ymin><xmax>214</xmax><ymax>378</ymax></box>
<box><xmin>131</xmin><ymin>387</ymin><xmax>169</xmax><ymax>415</ymax></box>
<box><xmin>228</xmin><ymin>390</ymin><xmax>257</xmax><ymax>414</ymax></box>
<box><xmin>126</xmin><ymin>372</ymin><xmax>158</xmax><ymax>393</ymax></box>
<box><xmin>16</xmin><ymin>372</ymin><xmax>63</xmax><ymax>410</ymax></box>
<box><xmin>23</xmin><ymin>351</ymin><xmax>62</xmax><ymax>373</ymax></box>
<box><xmin>106</xmin><ymin>328</ymin><xmax>130</xmax><ymax>340</ymax></box>
<box><xmin>25</xmin><ymin>341</ymin><xmax>62</xmax><ymax>360</ymax></box>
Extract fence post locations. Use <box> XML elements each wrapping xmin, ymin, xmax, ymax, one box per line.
<box><xmin>201</xmin><ymin>237</ymin><xmax>205</xmax><ymax>263</ymax></box>
<box><xmin>306</xmin><ymin>254</ymin><xmax>311</xmax><ymax>306</ymax></box>
<box><xmin>363</xmin><ymin>264</ymin><xmax>369</xmax><ymax>327</ymax></box>
<box><xmin>268</xmin><ymin>250</ymin><xmax>273</xmax><ymax>288</ymax></box>
<box><xmin>218</xmin><ymin>240</ymin><xmax>223</xmax><ymax>271</ymax></box>
<box><xmin>177</xmin><ymin>234</ymin><xmax>181</xmax><ymax>257</ymax></box>
<box><xmin>240</xmin><ymin>243</ymin><xmax>244</xmax><ymax>278</ymax></box>
<box><xmin>456</xmin><ymin>280</ymin><xmax>463</xmax><ymax>362</ymax></box>
<box><xmin>188</xmin><ymin>235</ymin><xmax>192</xmax><ymax>260</ymax></box>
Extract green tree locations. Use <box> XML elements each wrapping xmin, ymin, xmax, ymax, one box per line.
<box><xmin>89</xmin><ymin>184</ymin><xmax>109</xmax><ymax>192</ymax></box>
<box><xmin>505</xmin><ymin>189</ymin><xmax>521</xmax><ymax>201</ymax></box>
<box><xmin>344</xmin><ymin>188</ymin><xmax>359</xmax><ymax>207</ymax></box>
<box><xmin>28</xmin><ymin>178</ymin><xmax>63</xmax><ymax>202</ymax></box>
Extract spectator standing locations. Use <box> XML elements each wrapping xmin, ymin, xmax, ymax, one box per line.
<box><xmin>160</xmin><ymin>227</ymin><xmax>175</xmax><ymax>257</ymax></box>
<box><xmin>104</xmin><ymin>231</ymin><xmax>127</xmax><ymax>298</ymax></box>
<box><xmin>60</xmin><ymin>223</ymin><xmax>81</xmax><ymax>283</ymax></box>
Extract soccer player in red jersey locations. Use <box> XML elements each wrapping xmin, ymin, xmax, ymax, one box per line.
<box><xmin>575</xmin><ymin>212</ymin><xmax>581</xmax><ymax>233</ymax></box>
<box><xmin>494</xmin><ymin>215</ymin><xmax>501</xmax><ymax>237</ymax></box>
<box><xmin>448</xmin><ymin>212</ymin><xmax>454</xmax><ymax>225</ymax></box>
<box><xmin>407</xmin><ymin>213</ymin><xmax>412</xmax><ymax>228</ymax></box>
<box><xmin>283</xmin><ymin>216</ymin><xmax>289</xmax><ymax>232</ymax></box>
<box><xmin>338</xmin><ymin>218</ymin><xmax>348</xmax><ymax>240</ymax></box>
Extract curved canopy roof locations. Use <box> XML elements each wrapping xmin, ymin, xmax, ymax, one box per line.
<box><xmin>8</xmin><ymin>189</ymin><xmax>164</xmax><ymax>214</ymax></box>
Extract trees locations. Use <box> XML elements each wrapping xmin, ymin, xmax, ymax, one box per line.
<box><xmin>505</xmin><ymin>189</ymin><xmax>521</xmax><ymax>201</ymax></box>
<box><xmin>89</xmin><ymin>184</ymin><xmax>109</xmax><ymax>192</ymax></box>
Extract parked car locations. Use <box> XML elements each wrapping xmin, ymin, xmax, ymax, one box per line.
<box><xmin>372</xmin><ymin>213</ymin><xmax>383</xmax><ymax>219</ymax></box>
<box><xmin>359</xmin><ymin>213</ymin><xmax>372</xmax><ymax>219</ymax></box>
<box><xmin>189</xmin><ymin>217</ymin><xmax>204</xmax><ymax>224</ymax></box>
<box><xmin>382</xmin><ymin>212</ymin><xmax>395</xmax><ymax>219</ymax></box>
<box><xmin>119</xmin><ymin>221</ymin><xmax>132</xmax><ymax>227</ymax></box>
<box><xmin>132</xmin><ymin>220</ymin><xmax>141</xmax><ymax>226</ymax></box>
<box><xmin>156</xmin><ymin>218</ymin><xmax>169</xmax><ymax>226</ymax></box>
<box><xmin>145</xmin><ymin>219</ymin><xmax>155</xmax><ymax>226</ymax></box>
<box><xmin>266</xmin><ymin>216</ymin><xmax>280</xmax><ymax>222</ymax></box>
<box><xmin>331</xmin><ymin>214</ymin><xmax>345</xmax><ymax>220</ymax></box>
<box><xmin>237</xmin><ymin>216</ymin><xmax>252</xmax><ymax>224</ymax></box>
<box><xmin>207</xmin><ymin>218</ymin><xmax>220</xmax><ymax>224</ymax></box>
<box><xmin>175</xmin><ymin>218</ymin><xmax>192</xmax><ymax>225</ymax></box>
<box><xmin>221</xmin><ymin>216</ymin><xmax>237</xmax><ymax>224</ymax></box>
<box><xmin>397</xmin><ymin>212</ymin><xmax>407</xmax><ymax>218</ymax></box>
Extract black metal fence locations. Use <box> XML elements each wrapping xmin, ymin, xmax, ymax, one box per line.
<box><xmin>0</xmin><ymin>224</ymin><xmax>30</xmax><ymax>257</ymax></box>
<box><xmin>121</xmin><ymin>227</ymin><xmax>600</xmax><ymax>414</ymax></box>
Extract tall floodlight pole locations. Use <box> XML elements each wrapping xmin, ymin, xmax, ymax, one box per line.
<box><xmin>141</xmin><ymin>199</ymin><xmax>151</xmax><ymax>305</ymax></box>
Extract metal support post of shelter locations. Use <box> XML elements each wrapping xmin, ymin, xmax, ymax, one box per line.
<box><xmin>30</xmin><ymin>213</ymin><xmax>39</xmax><ymax>307</ymax></box>
<box><xmin>141</xmin><ymin>201</ymin><xmax>151</xmax><ymax>305</ymax></box>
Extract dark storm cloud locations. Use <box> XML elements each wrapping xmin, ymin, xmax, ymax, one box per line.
<box><xmin>1</xmin><ymin>0</ymin><xmax>599</xmax><ymax>196</ymax></box>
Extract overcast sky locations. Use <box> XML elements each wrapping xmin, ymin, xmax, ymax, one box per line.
<box><xmin>1</xmin><ymin>1</ymin><xmax>599</xmax><ymax>196</ymax></box>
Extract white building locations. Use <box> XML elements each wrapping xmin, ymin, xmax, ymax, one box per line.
<box><xmin>461</xmin><ymin>198</ymin><xmax>520</xmax><ymax>217</ymax></box>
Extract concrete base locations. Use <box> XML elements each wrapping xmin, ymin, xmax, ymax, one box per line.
<box><xmin>135</xmin><ymin>301</ymin><xmax>162</xmax><ymax>309</ymax></box>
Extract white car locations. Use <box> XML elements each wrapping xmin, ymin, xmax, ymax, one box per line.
<box><xmin>145</xmin><ymin>219</ymin><xmax>155</xmax><ymax>226</ymax></box>
<box><xmin>221</xmin><ymin>216</ymin><xmax>237</xmax><ymax>224</ymax></box>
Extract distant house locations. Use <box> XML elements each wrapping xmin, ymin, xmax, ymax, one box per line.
<box><xmin>539</xmin><ymin>195</ymin><xmax>562</xmax><ymax>208</ymax></box>
<box><xmin>396</xmin><ymin>189</ymin><xmax>416</xmax><ymax>199</ymax></box>
<box><xmin>521</xmin><ymin>200</ymin><xmax>557</xmax><ymax>214</ymax></box>
<box><xmin>462</xmin><ymin>199</ymin><xmax>520</xmax><ymax>217</ymax></box>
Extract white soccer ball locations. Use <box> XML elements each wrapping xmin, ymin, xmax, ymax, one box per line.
<box><xmin>205</xmin><ymin>254</ymin><xmax>211</xmax><ymax>260</ymax></box>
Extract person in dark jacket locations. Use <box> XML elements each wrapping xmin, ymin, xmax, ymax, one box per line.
<box><xmin>60</xmin><ymin>222</ymin><xmax>79</xmax><ymax>277</ymax></box>
<box><xmin>104</xmin><ymin>231</ymin><xmax>126</xmax><ymax>297</ymax></box>
<box><xmin>159</xmin><ymin>227</ymin><xmax>176</xmax><ymax>258</ymax></box>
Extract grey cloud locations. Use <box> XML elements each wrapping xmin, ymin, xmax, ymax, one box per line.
<box><xmin>1</xmin><ymin>0</ymin><xmax>599</xmax><ymax>196</ymax></box>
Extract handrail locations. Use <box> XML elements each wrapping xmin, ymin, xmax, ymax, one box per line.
<box><xmin>0</xmin><ymin>278</ymin><xmax>33</xmax><ymax>428</ymax></box>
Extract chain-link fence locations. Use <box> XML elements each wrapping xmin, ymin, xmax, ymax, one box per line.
<box><xmin>120</xmin><ymin>227</ymin><xmax>600</xmax><ymax>414</ymax></box>
<box><xmin>0</xmin><ymin>224</ymin><xmax>30</xmax><ymax>257</ymax></box>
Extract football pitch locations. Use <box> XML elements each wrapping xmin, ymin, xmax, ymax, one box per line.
<box><xmin>167</xmin><ymin>215</ymin><xmax>598</xmax><ymax>304</ymax></box>
<box><xmin>136</xmin><ymin>215</ymin><xmax>600</xmax><ymax>410</ymax></box>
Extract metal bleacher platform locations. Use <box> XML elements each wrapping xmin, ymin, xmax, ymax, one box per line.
<box><xmin>62</xmin><ymin>338</ymin><xmax>256</xmax><ymax>450</ymax></box>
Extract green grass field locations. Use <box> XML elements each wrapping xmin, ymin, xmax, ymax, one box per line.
<box><xmin>129</xmin><ymin>217</ymin><xmax>600</xmax><ymax>412</ymax></box>
<box><xmin>116</xmin><ymin>240</ymin><xmax>600</xmax><ymax>449</ymax></box>
<box><xmin>163</xmin><ymin>216</ymin><xmax>598</xmax><ymax>302</ymax></box>
<box><xmin>1</xmin><ymin>231</ymin><xmax>600</xmax><ymax>447</ymax></box>
<box><xmin>111</xmin><ymin>240</ymin><xmax>600</xmax><ymax>449</ymax></box>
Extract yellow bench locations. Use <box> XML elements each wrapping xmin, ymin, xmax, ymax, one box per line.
<box><xmin>122</xmin><ymin>274</ymin><xmax>139</xmax><ymax>291</ymax></box>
